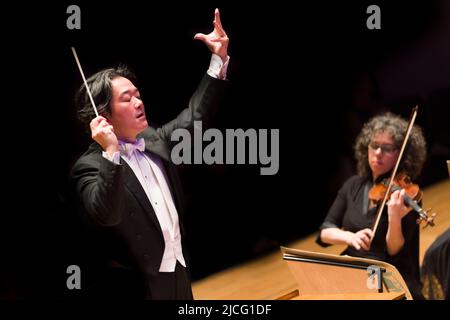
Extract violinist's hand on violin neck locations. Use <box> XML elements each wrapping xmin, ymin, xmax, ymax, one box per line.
<box><xmin>345</xmin><ymin>228</ymin><xmax>373</xmax><ymax>251</ymax></box>
<box><xmin>90</xmin><ymin>116</ymin><xmax>119</xmax><ymax>157</ymax></box>
<box><xmin>387</xmin><ymin>189</ymin><xmax>413</xmax><ymax>221</ymax></box>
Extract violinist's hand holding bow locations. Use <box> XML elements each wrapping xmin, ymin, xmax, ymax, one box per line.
<box><xmin>345</xmin><ymin>228</ymin><xmax>373</xmax><ymax>251</ymax></box>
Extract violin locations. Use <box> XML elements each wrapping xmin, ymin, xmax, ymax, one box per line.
<box><xmin>371</xmin><ymin>107</ymin><xmax>436</xmax><ymax>239</ymax></box>
<box><xmin>369</xmin><ymin>172</ymin><xmax>436</xmax><ymax>228</ymax></box>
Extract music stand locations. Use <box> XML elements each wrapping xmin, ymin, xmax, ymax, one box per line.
<box><xmin>279</xmin><ymin>247</ymin><xmax>412</xmax><ymax>300</ymax></box>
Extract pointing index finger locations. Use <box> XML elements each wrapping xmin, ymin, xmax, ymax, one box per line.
<box><xmin>214</xmin><ymin>8</ymin><xmax>226</xmax><ymax>36</ymax></box>
<box><xmin>215</xmin><ymin>8</ymin><xmax>221</xmax><ymax>25</ymax></box>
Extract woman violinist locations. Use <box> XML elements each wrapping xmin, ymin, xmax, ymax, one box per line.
<box><xmin>317</xmin><ymin>112</ymin><xmax>427</xmax><ymax>299</ymax></box>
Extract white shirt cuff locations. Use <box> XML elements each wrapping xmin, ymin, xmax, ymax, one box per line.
<box><xmin>102</xmin><ymin>151</ymin><xmax>121</xmax><ymax>164</ymax></box>
<box><xmin>207</xmin><ymin>54</ymin><xmax>230</xmax><ymax>80</ymax></box>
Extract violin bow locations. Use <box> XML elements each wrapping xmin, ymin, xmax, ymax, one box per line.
<box><xmin>371</xmin><ymin>106</ymin><xmax>418</xmax><ymax>240</ymax></box>
<box><xmin>71</xmin><ymin>47</ymin><xmax>99</xmax><ymax>117</ymax></box>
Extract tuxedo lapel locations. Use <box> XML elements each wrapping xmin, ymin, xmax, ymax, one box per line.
<box><xmin>127</xmin><ymin>126</ymin><xmax>184</xmax><ymax>232</ymax></box>
<box><xmin>143</xmin><ymin>136</ymin><xmax>186</xmax><ymax>233</ymax></box>
<box><xmin>141</xmin><ymin>129</ymin><xmax>183</xmax><ymax>213</ymax></box>
<box><xmin>121</xmin><ymin>160</ymin><xmax>164</xmax><ymax>239</ymax></box>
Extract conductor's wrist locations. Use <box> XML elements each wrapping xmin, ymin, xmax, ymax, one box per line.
<box><xmin>105</xmin><ymin>144</ymin><xmax>119</xmax><ymax>157</ymax></box>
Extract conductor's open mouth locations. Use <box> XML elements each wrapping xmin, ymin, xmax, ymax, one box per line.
<box><xmin>136</xmin><ymin>111</ymin><xmax>145</xmax><ymax>119</ymax></box>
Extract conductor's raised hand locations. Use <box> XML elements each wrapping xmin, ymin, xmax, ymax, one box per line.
<box><xmin>90</xmin><ymin>116</ymin><xmax>119</xmax><ymax>157</ymax></box>
<box><xmin>194</xmin><ymin>8</ymin><xmax>229</xmax><ymax>63</ymax></box>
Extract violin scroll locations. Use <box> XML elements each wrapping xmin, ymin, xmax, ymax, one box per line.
<box><xmin>416</xmin><ymin>208</ymin><xmax>436</xmax><ymax>228</ymax></box>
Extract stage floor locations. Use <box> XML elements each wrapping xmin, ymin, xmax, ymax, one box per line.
<box><xmin>192</xmin><ymin>179</ymin><xmax>450</xmax><ymax>300</ymax></box>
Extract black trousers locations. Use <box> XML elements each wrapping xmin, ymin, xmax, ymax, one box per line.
<box><xmin>145</xmin><ymin>261</ymin><xmax>193</xmax><ymax>300</ymax></box>
<box><xmin>86</xmin><ymin>261</ymin><xmax>193</xmax><ymax>300</ymax></box>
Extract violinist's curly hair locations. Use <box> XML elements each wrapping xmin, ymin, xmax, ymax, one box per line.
<box><xmin>354</xmin><ymin>112</ymin><xmax>427</xmax><ymax>180</ymax></box>
<box><xmin>75</xmin><ymin>65</ymin><xmax>137</xmax><ymax>132</ymax></box>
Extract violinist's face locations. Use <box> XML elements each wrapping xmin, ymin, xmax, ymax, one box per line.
<box><xmin>107</xmin><ymin>76</ymin><xmax>148</xmax><ymax>142</ymax></box>
<box><xmin>368</xmin><ymin>131</ymin><xmax>400</xmax><ymax>179</ymax></box>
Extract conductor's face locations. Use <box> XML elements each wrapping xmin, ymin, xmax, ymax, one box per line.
<box><xmin>109</xmin><ymin>76</ymin><xmax>148</xmax><ymax>141</ymax></box>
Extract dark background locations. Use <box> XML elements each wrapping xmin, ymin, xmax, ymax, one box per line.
<box><xmin>1</xmin><ymin>0</ymin><xmax>449</xmax><ymax>298</ymax></box>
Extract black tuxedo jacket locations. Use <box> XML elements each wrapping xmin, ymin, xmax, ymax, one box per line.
<box><xmin>71</xmin><ymin>74</ymin><xmax>227</xmax><ymax>296</ymax></box>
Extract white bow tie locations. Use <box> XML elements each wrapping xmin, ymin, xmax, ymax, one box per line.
<box><xmin>119</xmin><ymin>138</ymin><xmax>145</xmax><ymax>156</ymax></box>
